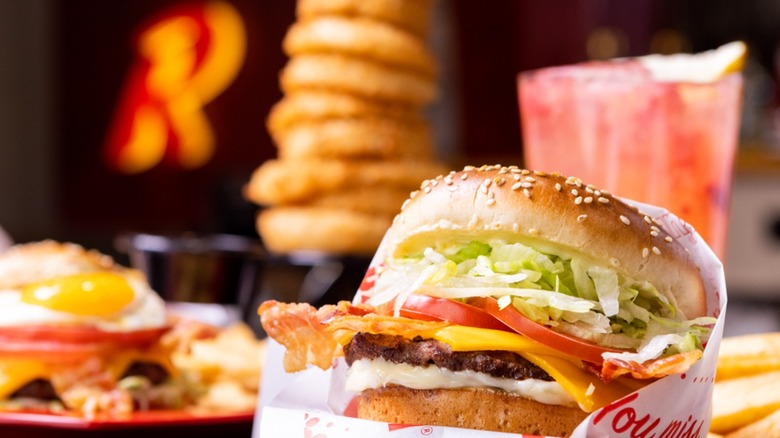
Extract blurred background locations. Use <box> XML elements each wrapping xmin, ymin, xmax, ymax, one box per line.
<box><xmin>1</xmin><ymin>0</ymin><xmax>780</xmax><ymax>334</ymax></box>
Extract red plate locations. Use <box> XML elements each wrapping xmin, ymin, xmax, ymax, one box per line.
<box><xmin>0</xmin><ymin>409</ymin><xmax>254</xmax><ymax>437</ymax></box>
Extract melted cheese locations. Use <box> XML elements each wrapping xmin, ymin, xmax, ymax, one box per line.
<box><xmin>0</xmin><ymin>347</ymin><xmax>175</xmax><ymax>400</ymax></box>
<box><xmin>352</xmin><ymin>324</ymin><xmax>643</xmax><ymax>413</ymax></box>
<box><xmin>347</xmin><ymin>357</ymin><xmax>576</xmax><ymax>406</ymax></box>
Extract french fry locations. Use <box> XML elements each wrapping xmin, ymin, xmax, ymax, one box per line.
<box><xmin>711</xmin><ymin>370</ymin><xmax>780</xmax><ymax>434</ymax></box>
<box><xmin>717</xmin><ymin>332</ymin><xmax>780</xmax><ymax>381</ymax></box>
<box><xmin>172</xmin><ymin>322</ymin><xmax>266</xmax><ymax>411</ymax></box>
<box><xmin>724</xmin><ymin>408</ymin><xmax>780</xmax><ymax>438</ymax></box>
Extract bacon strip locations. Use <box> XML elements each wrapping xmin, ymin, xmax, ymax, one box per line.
<box><xmin>259</xmin><ymin>300</ymin><xmax>449</xmax><ymax>372</ymax></box>
<box><xmin>600</xmin><ymin>350</ymin><xmax>703</xmax><ymax>382</ymax></box>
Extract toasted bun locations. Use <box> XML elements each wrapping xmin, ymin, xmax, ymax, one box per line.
<box><xmin>390</xmin><ymin>165</ymin><xmax>706</xmax><ymax>319</ymax></box>
<box><xmin>0</xmin><ymin>240</ymin><xmax>118</xmax><ymax>289</ymax></box>
<box><xmin>358</xmin><ymin>386</ymin><xmax>587</xmax><ymax>437</ymax></box>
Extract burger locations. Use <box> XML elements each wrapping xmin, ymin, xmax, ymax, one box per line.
<box><xmin>260</xmin><ymin>165</ymin><xmax>715</xmax><ymax>436</ymax></box>
<box><xmin>0</xmin><ymin>241</ymin><xmax>202</xmax><ymax>417</ymax></box>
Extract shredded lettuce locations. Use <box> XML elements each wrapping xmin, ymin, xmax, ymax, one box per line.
<box><xmin>364</xmin><ymin>239</ymin><xmax>715</xmax><ymax>361</ymax></box>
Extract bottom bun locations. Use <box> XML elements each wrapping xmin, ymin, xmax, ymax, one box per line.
<box><xmin>358</xmin><ymin>386</ymin><xmax>588</xmax><ymax>437</ymax></box>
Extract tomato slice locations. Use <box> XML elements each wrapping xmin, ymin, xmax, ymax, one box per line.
<box><xmin>0</xmin><ymin>325</ymin><xmax>171</xmax><ymax>362</ymax></box>
<box><xmin>470</xmin><ymin>297</ymin><xmax>624</xmax><ymax>364</ymax></box>
<box><xmin>0</xmin><ymin>325</ymin><xmax>170</xmax><ymax>345</ymax></box>
<box><xmin>399</xmin><ymin>295</ymin><xmax>510</xmax><ymax>332</ymax></box>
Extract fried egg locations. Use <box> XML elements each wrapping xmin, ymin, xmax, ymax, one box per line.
<box><xmin>0</xmin><ymin>241</ymin><xmax>167</xmax><ymax>331</ymax></box>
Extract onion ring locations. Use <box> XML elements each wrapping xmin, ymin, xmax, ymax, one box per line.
<box><xmin>283</xmin><ymin>17</ymin><xmax>436</xmax><ymax>77</ymax></box>
<box><xmin>258</xmin><ymin>206</ymin><xmax>391</xmax><ymax>255</ymax></box>
<box><xmin>280</xmin><ymin>54</ymin><xmax>437</xmax><ymax>106</ymax></box>
<box><xmin>306</xmin><ymin>186</ymin><xmax>412</xmax><ymax>216</ymax></box>
<box><xmin>267</xmin><ymin>91</ymin><xmax>419</xmax><ymax>134</ymax></box>
<box><xmin>273</xmin><ymin>117</ymin><xmax>434</xmax><ymax>160</ymax></box>
<box><xmin>296</xmin><ymin>0</ymin><xmax>434</xmax><ymax>38</ymax></box>
<box><xmin>244</xmin><ymin>158</ymin><xmax>447</xmax><ymax>205</ymax></box>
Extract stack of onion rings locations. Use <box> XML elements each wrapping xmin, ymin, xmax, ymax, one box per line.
<box><xmin>245</xmin><ymin>0</ymin><xmax>444</xmax><ymax>255</ymax></box>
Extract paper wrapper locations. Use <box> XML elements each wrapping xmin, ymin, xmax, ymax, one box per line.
<box><xmin>253</xmin><ymin>200</ymin><xmax>727</xmax><ymax>438</ymax></box>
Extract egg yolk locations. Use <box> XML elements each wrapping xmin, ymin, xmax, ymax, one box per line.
<box><xmin>21</xmin><ymin>272</ymin><xmax>135</xmax><ymax>316</ymax></box>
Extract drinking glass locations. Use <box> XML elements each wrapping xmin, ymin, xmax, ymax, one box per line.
<box><xmin>519</xmin><ymin>61</ymin><xmax>743</xmax><ymax>259</ymax></box>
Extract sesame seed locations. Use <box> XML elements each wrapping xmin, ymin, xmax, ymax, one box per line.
<box><xmin>431</xmin><ymin>180</ymin><xmax>439</xmax><ymax>187</ymax></box>
<box><xmin>523</xmin><ymin>188</ymin><xmax>531</xmax><ymax>198</ymax></box>
<box><xmin>571</xmin><ymin>189</ymin><xmax>579</xmax><ymax>196</ymax></box>
<box><xmin>449</xmin><ymin>186</ymin><xmax>458</xmax><ymax>192</ymax></box>
<box><xmin>513</xmin><ymin>173</ymin><xmax>522</xmax><ymax>180</ymax></box>
<box><xmin>511</xmin><ymin>182</ymin><xmax>523</xmax><ymax>191</ymax></box>
<box><xmin>651</xmin><ymin>225</ymin><xmax>660</xmax><ymax>233</ymax></box>
<box><xmin>664</xmin><ymin>236</ymin><xmax>673</xmax><ymax>243</ymax></box>
<box><xmin>460</xmin><ymin>173</ymin><xmax>469</xmax><ymax>180</ymax></box>
<box><xmin>585</xmin><ymin>186</ymin><xmax>594</xmax><ymax>194</ymax></box>
<box><xmin>575</xmin><ymin>196</ymin><xmax>583</xmax><ymax>205</ymax></box>
<box><xmin>620</xmin><ymin>215</ymin><xmax>631</xmax><ymax>225</ymax></box>
<box><xmin>652</xmin><ymin>246</ymin><xmax>661</xmax><ymax>255</ymax></box>
<box><xmin>598</xmin><ymin>197</ymin><xmax>609</xmax><ymax>204</ymax></box>
<box><xmin>644</xmin><ymin>216</ymin><xmax>653</xmax><ymax>224</ymax></box>
<box><xmin>486</xmin><ymin>198</ymin><xmax>496</xmax><ymax>206</ymax></box>
<box><xmin>401</xmin><ymin>199</ymin><xmax>411</xmax><ymax>210</ymax></box>
<box><xmin>498</xmin><ymin>168</ymin><xmax>508</xmax><ymax>174</ymax></box>
<box><xmin>521</xmin><ymin>169</ymin><xmax>530</xmax><ymax>175</ymax></box>
<box><xmin>642</xmin><ymin>248</ymin><xmax>650</xmax><ymax>258</ymax></box>
<box><xmin>650</xmin><ymin>230</ymin><xmax>659</xmax><ymax>237</ymax></box>
<box><xmin>534</xmin><ymin>170</ymin><xmax>546</xmax><ymax>176</ymax></box>
<box><xmin>464</xmin><ymin>165</ymin><xmax>476</xmax><ymax>171</ymax></box>
<box><xmin>594</xmin><ymin>190</ymin><xmax>602</xmax><ymax>197</ymax></box>
<box><xmin>510</xmin><ymin>168</ymin><xmax>522</xmax><ymax>174</ymax></box>
<box><xmin>444</xmin><ymin>176</ymin><xmax>454</xmax><ymax>185</ymax></box>
<box><xmin>409</xmin><ymin>190</ymin><xmax>419</xmax><ymax>198</ymax></box>
<box><xmin>423</xmin><ymin>186</ymin><xmax>432</xmax><ymax>194</ymax></box>
<box><xmin>577</xmin><ymin>214</ymin><xmax>587</xmax><ymax>222</ymax></box>
<box><xmin>495</xmin><ymin>177</ymin><xmax>507</xmax><ymax>186</ymax></box>
<box><xmin>479</xmin><ymin>186</ymin><xmax>489</xmax><ymax>195</ymax></box>
<box><xmin>529</xmin><ymin>228</ymin><xmax>538</xmax><ymax>235</ymax></box>
<box><xmin>584</xmin><ymin>197</ymin><xmax>593</xmax><ymax>203</ymax></box>
<box><xmin>482</xmin><ymin>179</ymin><xmax>492</xmax><ymax>187</ymax></box>
<box><xmin>521</xmin><ymin>182</ymin><xmax>533</xmax><ymax>188</ymax></box>
<box><xmin>555</xmin><ymin>183</ymin><xmax>562</xmax><ymax>191</ymax></box>
<box><xmin>525</xmin><ymin>176</ymin><xmax>536</xmax><ymax>183</ymax></box>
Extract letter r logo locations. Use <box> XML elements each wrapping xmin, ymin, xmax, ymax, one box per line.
<box><xmin>104</xmin><ymin>1</ymin><xmax>245</xmax><ymax>174</ymax></box>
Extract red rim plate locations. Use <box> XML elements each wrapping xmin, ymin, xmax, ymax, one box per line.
<box><xmin>0</xmin><ymin>409</ymin><xmax>254</xmax><ymax>430</ymax></box>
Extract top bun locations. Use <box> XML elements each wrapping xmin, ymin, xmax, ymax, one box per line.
<box><xmin>390</xmin><ymin>165</ymin><xmax>706</xmax><ymax>319</ymax></box>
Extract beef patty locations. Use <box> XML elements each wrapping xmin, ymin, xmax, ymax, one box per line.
<box><xmin>9</xmin><ymin>361</ymin><xmax>170</xmax><ymax>402</ymax></box>
<box><xmin>344</xmin><ymin>332</ymin><xmax>552</xmax><ymax>381</ymax></box>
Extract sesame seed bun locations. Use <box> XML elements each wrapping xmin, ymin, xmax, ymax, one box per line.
<box><xmin>389</xmin><ymin>165</ymin><xmax>706</xmax><ymax>319</ymax></box>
